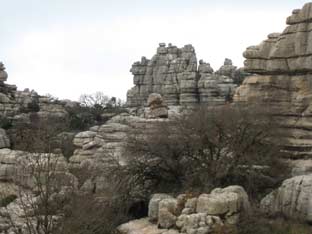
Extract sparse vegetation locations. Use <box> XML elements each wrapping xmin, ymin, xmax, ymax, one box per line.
<box><xmin>124</xmin><ymin>105</ymin><xmax>288</xmax><ymax>198</ymax></box>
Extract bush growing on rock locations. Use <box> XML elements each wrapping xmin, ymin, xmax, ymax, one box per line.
<box><xmin>125</xmin><ymin>105</ymin><xmax>289</xmax><ymax>198</ymax></box>
<box><xmin>66</xmin><ymin>93</ymin><xmax>126</xmax><ymax>131</ymax></box>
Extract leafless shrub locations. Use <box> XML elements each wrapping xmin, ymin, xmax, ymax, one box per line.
<box><xmin>124</xmin><ymin>104</ymin><xmax>289</xmax><ymax>197</ymax></box>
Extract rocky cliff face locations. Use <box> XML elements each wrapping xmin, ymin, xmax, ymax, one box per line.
<box><xmin>234</xmin><ymin>2</ymin><xmax>312</xmax><ymax>158</ymax></box>
<box><xmin>127</xmin><ymin>43</ymin><xmax>241</xmax><ymax>107</ymax></box>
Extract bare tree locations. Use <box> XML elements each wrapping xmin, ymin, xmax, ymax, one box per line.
<box><xmin>125</xmin><ymin>104</ymin><xmax>289</xmax><ymax>197</ymax></box>
<box><xmin>79</xmin><ymin>92</ymin><xmax>110</xmax><ymax>108</ymax></box>
<box><xmin>0</xmin><ymin>151</ymin><xmax>76</xmax><ymax>234</ymax></box>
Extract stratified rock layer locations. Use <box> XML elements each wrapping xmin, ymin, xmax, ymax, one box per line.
<box><xmin>127</xmin><ymin>43</ymin><xmax>238</xmax><ymax>107</ymax></box>
<box><xmin>70</xmin><ymin>113</ymin><xmax>169</xmax><ymax>168</ymax></box>
<box><xmin>234</xmin><ymin>2</ymin><xmax>312</xmax><ymax>158</ymax></box>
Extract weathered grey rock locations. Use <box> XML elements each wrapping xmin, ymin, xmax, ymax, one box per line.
<box><xmin>0</xmin><ymin>149</ymin><xmax>69</xmax><ymax>188</ymax></box>
<box><xmin>145</xmin><ymin>93</ymin><xmax>168</xmax><ymax>119</ymax></box>
<box><xmin>234</xmin><ymin>3</ymin><xmax>312</xmax><ymax>158</ymax></box>
<box><xmin>120</xmin><ymin>186</ymin><xmax>249</xmax><ymax>234</ymax></box>
<box><xmin>195</xmin><ymin>185</ymin><xmax>250</xmax><ymax>225</ymax></box>
<box><xmin>70</xmin><ymin>112</ymin><xmax>170</xmax><ymax>169</ymax></box>
<box><xmin>148</xmin><ymin>194</ymin><xmax>173</xmax><ymax>222</ymax></box>
<box><xmin>147</xmin><ymin>93</ymin><xmax>164</xmax><ymax>108</ymax></box>
<box><xmin>176</xmin><ymin>213</ymin><xmax>223</xmax><ymax>234</ymax></box>
<box><xmin>261</xmin><ymin>174</ymin><xmax>312</xmax><ymax>223</ymax></box>
<box><xmin>127</xmin><ymin>44</ymin><xmax>239</xmax><ymax>107</ymax></box>
<box><xmin>290</xmin><ymin>160</ymin><xmax>312</xmax><ymax>176</ymax></box>
<box><xmin>0</xmin><ymin>128</ymin><xmax>10</xmax><ymax>149</ymax></box>
<box><xmin>182</xmin><ymin>197</ymin><xmax>197</xmax><ymax>215</ymax></box>
<box><xmin>118</xmin><ymin>218</ymin><xmax>168</xmax><ymax>234</ymax></box>
<box><xmin>211</xmin><ymin>185</ymin><xmax>251</xmax><ymax>214</ymax></box>
<box><xmin>158</xmin><ymin>198</ymin><xmax>178</xmax><ymax>229</ymax></box>
<box><xmin>196</xmin><ymin>193</ymin><xmax>239</xmax><ymax>215</ymax></box>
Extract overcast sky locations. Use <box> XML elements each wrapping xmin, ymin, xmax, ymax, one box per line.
<box><xmin>0</xmin><ymin>0</ymin><xmax>308</xmax><ymax>101</ymax></box>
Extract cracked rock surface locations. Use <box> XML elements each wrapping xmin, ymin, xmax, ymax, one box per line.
<box><xmin>234</xmin><ymin>2</ymin><xmax>312</xmax><ymax>158</ymax></box>
<box><xmin>127</xmin><ymin>43</ymin><xmax>239</xmax><ymax>107</ymax></box>
<box><xmin>261</xmin><ymin>174</ymin><xmax>312</xmax><ymax>223</ymax></box>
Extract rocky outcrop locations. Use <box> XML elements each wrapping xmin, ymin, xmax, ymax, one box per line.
<box><xmin>234</xmin><ymin>2</ymin><xmax>312</xmax><ymax>158</ymax></box>
<box><xmin>70</xmin><ymin>113</ymin><xmax>169</xmax><ymax>171</ymax></box>
<box><xmin>118</xmin><ymin>218</ymin><xmax>171</xmax><ymax>234</ymax></box>
<box><xmin>127</xmin><ymin>43</ymin><xmax>239</xmax><ymax>107</ymax></box>
<box><xmin>198</xmin><ymin>59</ymin><xmax>237</xmax><ymax>105</ymax></box>
<box><xmin>261</xmin><ymin>174</ymin><xmax>312</xmax><ymax>223</ymax></box>
<box><xmin>0</xmin><ymin>148</ymin><xmax>69</xmax><ymax>188</ymax></box>
<box><xmin>119</xmin><ymin>186</ymin><xmax>250</xmax><ymax>234</ymax></box>
<box><xmin>291</xmin><ymin>159</ymin><xmax>312</xmax><ymax>176</ymax></box>
<box><xmin>0</xmin><ymin>128</ymin><xmax>10</xmax><ymax>149</ymax></box>
<box><xmin>145</xmin><ymin>93</ymin><xmax>168</xmax><ymax>119</ymax></box>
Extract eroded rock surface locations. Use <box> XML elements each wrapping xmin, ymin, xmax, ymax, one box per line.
<box><xmin>127</xmin><ymin>43</ymin><xmax>240</xmax><ymax>107</ymax></box>
<box><xmin>145</xmin><ymin>93</ymin><xmax>169</xmax><ymax>119</ymax></box>
<box><xmin>0</xmin><ymin>128</ymin><xmax>9</xmax><ymax>149</ymax></box>
<box><xmin>261</xmin><ymin>174</ymin><xmax>312</xmax><ymax>223</ymax></box>
<box><xmin>0</xmin><ymin>148</ymin><xmax>69</xmax><ymax>188</ymax></box>
<box><xmin>234</xmin><ymin>2</ymin><xmax>312</xmax><ymax>158</ymax></box>
<box><xmin>120</xmin><ymin>186</ymin><xmax>250</xmax><ymax>234</ymax></box>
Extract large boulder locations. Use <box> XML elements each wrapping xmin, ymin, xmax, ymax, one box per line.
<box><xmin>176</xmin><ymin>213</ymin><xmax>223</xmax><ymax>234</ymax></box>
<box><xmin>196</xmin><ymin>186</ymin><xmax>250</xmax><ymax>224</ymax></box>
<box><xmin>118</xmin><ymin>218</ymin><xmax>170</xmax><ymax>234</ymax></box>
<box><xmin>261</xmin><ymin>174</ymin><xmax>312</xmax><ymax>223</ymax></box>
<box><xmin>119</xmin><ymin>186</ymin><xmax>249</xmax><ymax>234</ymax></box>
<box><xmin>148</xmin><ymin>194</ymin><xmax>173</xmax><ymax>222</ymax></box>
<box><xmin>145</xmin><ymin>93</ymin><xmax>168</xmax><ymax>119</ymax></box>
<box><xmin>158</xmin><ymin>198</ymin><xmax>178</xmax><ymax>229</ymax></box>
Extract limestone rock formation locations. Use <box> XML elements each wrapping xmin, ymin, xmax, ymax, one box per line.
<box><xmin>148</xmin><ymin>194</ymin><xmax>174</xmax><ymax>222</ymax></box>
<box><xmin>261</xmin><ymin>174</ymin><xmax>312</xmax><ymax>223</ymax></box>
<box><xmin>198</xmin><ymin>59</ymin><xmax>237</xmax><ymax>105</ymax></box>
<box><xmin>145</xmin><ymin>93</ymin><xmax>168</xmax><ymax>119</ymax></box>
<box><xmin>118</xmin><ymin>218</ymin><xmax>170</xmax><ymax>234</ymax></box>
<box><xmin>69</xmin><ymin>112</ymin><xmax>170</xmax><ymax>193</ymax></box>
<box><xmin>127</xmin><ymin>44</ymin><xmax>239</xmax><ymax>107</ymax></box>
<box><xmin>0</xmin><ymin>128</ymin><xmax>10</xmax><ymax>149</ymax></box>
<box><xmin>0</xmin><ymin>148</ymin><xmax>69</xmax><ymax>188</ymax></box>
<box><xmin>291</xmin><ymin>159</ymin><xmax>312</xmax><ymax>176</ymax></box>
<box><xmin>120</xmin><ymin>185</ymin><xmax>250</xmax><ymax>234</ymax></box>
<box><xmin>234</xmin><ymin>2</ymin><xmax>312</xmax><ymax>158</ymax></box>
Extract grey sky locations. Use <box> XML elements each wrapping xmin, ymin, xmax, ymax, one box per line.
<box><xmin>0</xmin><ymin>0</ymin><xmax>309</xmax><ymax>100</ymax></box>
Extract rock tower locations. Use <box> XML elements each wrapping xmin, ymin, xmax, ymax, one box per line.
<box><xmin>127</xmin><ymin>43</ymin><xmax>240</xmax><ymax>107</ymax></box>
